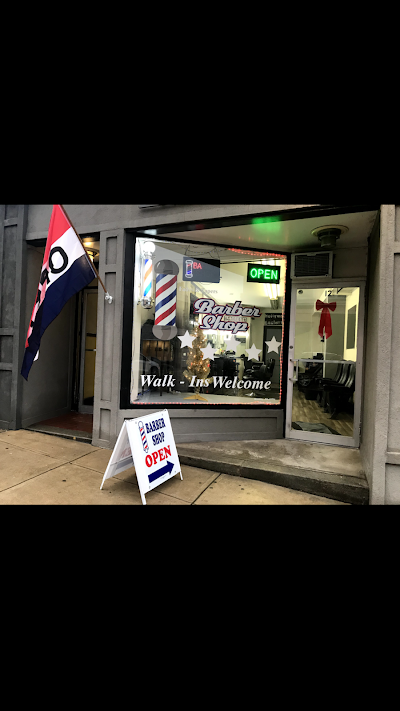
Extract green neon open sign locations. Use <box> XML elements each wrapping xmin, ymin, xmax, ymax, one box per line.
<box><xmin>247</xmin><ymin>264</ymin><xmax>281</xmax><ymax>284</ymax></box>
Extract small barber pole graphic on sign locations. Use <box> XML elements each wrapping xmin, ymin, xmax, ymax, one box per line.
<box><xmin>138</xmin><ymin>422</ymin><xmax>149</xmax><ymax>452</ymax></box>
<box><xmin>139</xmin><ymin>421</ymin><xmax>149</xmax><ymax>453</ymax></box>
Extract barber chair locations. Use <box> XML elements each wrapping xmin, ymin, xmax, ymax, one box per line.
<box><xmin>320</xmin><ymin>363</ymin><xmax>352</xmax><ymax>411</ymax></box>
<box><xmin>323</xmin><ymin>363</ymin><xmax>356</xmax><ymax>419</ymax></box>
<box><xmin>208</xmin><ymin>356</ymin><xmax>237</xmax><ymax>392</ymax></box>
<box><xmin>315</xmin><ymin>363</ymin><xmax>345</xmax><ymax>407</ymax></box>
<box><xmin>209</xmin><ymin>358</ymin><xmax>224</xmax><ymax>378</ymax></box>
<box><xmin>265</xmin><ymin>359</ymin><xmax>275</xmax><ymax>379</ymax></box>
<box><xmin>223</xmin><ymin>356</ymin><xmax>237</xmax><ymax>379</ymax></box>
<box><xmin>244</xmin><ymin>361</ymin><xmax>262</xmax><ymax>377</ymax></box>
<box><xmin>304</xmin><ymin>362</ymin><xmax>351</xmax><ymax>406</ymax></box>
<box><xmin>298</xmin><ymin>357</ymin><xmax>324</xmax><ymax>397</ymax></box>
<box><xmin>243</xmin><ymin>360</ymin><xmax>275</xmax><ymax>387</ymax></box>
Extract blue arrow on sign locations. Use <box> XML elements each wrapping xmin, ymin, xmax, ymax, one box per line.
<box><xmin>148</xmin><ymin>460</ymin><xmax>175</xmax><ymax>484</ymax></box>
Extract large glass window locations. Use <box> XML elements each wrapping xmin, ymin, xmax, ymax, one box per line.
<box><xmin>130</xmin><ymin>238</ymin><xmax>287</xmax><ymax>406</ymax></box>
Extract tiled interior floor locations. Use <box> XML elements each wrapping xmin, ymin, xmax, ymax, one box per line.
<box><xmin>291</xmin><ymin>386</ymin><xmax>354</xmax><ymax>437</ymax></box>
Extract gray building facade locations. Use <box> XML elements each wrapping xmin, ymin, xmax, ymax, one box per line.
<box><xmin>1</xmin><ymin>203</ymin><xmax>399</xmax><ymax>504</ymax></box>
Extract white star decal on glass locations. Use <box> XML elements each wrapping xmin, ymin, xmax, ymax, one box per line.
<box><xmin>245</xmin><ymin>343</ymin><xmax>262</xmax><ymax>361</ymax></box>
<box><xmin>200</xmin><ymin>343</ymin><xmax>217</xmax><ymax>361</ymax></box>
<box><xmin>178</xmin><ymin>330</ymin><xmax>196</xmax><ymax>349</ymax></box>
<box><xmin>224</xmin><ymin>335</ymin><xmax>240</xmax><ymax>353</ymax></box>
<box><xmin>265</xmin><ymin>336</ymin><xmax>281</xmax><ymax>354</ymax></box>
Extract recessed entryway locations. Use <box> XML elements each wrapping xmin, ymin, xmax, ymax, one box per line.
<box><xmin>27</xmin><ymin>412</ymin><xmax>93</xmax><ymax>443</ymax></box>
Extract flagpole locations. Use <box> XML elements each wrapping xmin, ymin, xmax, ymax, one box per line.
<box><xmin>59</xmin><ymin>204</ymin><xmax>112</xmax><ymax>303</ymax></box>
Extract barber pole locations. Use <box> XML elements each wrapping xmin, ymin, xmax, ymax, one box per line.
<box><xmin>142</xmin><ymin>257</ymin><xmax>153</xmax><ymax>309</ymax></box>
<box><xmin>153</xmin><ymin>259</ymin><xmax>179</xmax><ymax>340</ymax></box>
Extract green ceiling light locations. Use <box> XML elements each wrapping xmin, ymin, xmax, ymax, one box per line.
<box><xmin>252</xmin><ymin>216</ymin><xmax>281</xmax><ymax>226</ymax></box>
<box><xmin>251</xmin><ymin>215</ymin><xmax>282</xmax><ymax>236</ymax></box>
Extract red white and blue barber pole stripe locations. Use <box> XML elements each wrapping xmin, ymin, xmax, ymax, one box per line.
<box><xmin>139</xmin><ymin>421</ymin><xmax>149</xmax><ymax>453</ymax></box>
<box><xmin>155</xmin><ymin>272</ymin><xmax>177</xmax><ymax>327</ymax></box>
<box><xmin>143</xmin><ymin>258</ymin><xmax>152</xmax><ymax>303</ymax></box>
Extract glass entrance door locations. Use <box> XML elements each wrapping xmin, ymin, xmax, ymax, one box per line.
<box><xmin>285</xmin><ymin>282</ymin><xmax>365</xmax><ymax>447</ymax></box>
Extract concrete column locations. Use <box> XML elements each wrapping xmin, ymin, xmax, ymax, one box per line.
<box><xmin>385</xmin><ymin>206</ymin><xmax>400</xmax><ymax>503</ymax></box>
<box><xmin>0</xmin><ymin>205</ymin><xmax>28</xmax><ymax>430</ymax></box>
<box><xmin>362</xmin><ymin>205</ymin><xmax>400</xmax><ymax>504</ymax></box>
<box><xmin>92</xmin><ymin>228</ymin><xmax>126</xmax><ymax>448</ymax></box>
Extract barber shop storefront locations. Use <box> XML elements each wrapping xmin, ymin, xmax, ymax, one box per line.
<box><xmin>5</xmin><ymin>202</ymin><xmax>400</xmax><ymax>503</ymax></box>
<box><xmin>117</xmin><ymin>205</ymin><xmax>377</xmax><ymax>453</ymax></box>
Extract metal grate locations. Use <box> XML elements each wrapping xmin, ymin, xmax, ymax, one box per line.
<box><xmin>293</xmin><ymin>252</ymin><xmax>331</xmax><ymax>278</ymax></box>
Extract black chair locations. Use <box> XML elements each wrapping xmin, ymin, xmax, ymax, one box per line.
<box><xmin>259</xmin><ymin>362</ymin><xmax>275</xmax><ymax>384</ymax></box>
<box><xmin>245</xmin><ymin>361</ymin><xmax>262</xmax><ymax>372</ymax></box>
<box><xmin>300</xmin><ymin>363</ymin><xmax>324</xmax><ymax>400</ymax></box>
<box><xmin>243</xmin><ymin>360</ymin><xmax>275</xmax><ymax>387</ymax></box>
<box><xmin>210</xmin><ymin>358</ymin><xmax>224</xmax><ymax>377</ymax></box>
<box><xmin>298</xmin><ymin>357</ymin><xmax>324</xmax><ymax>396</ymax></box>
<box><xmin>222</xmin><ymin>356</ymin><xmax>237</xmax><ymax>379</ymax></box>
<box><xmin>243</xmin><ymin>361</ymin><xmax>262</xmax><ymax>377</ymax></box>
<box><xmin>304</xmin><ymin>362</ymin><xmax>350</xmax><ymax>406</ymax></box>
<box><xmin>243</xmin><ymin>362</ymin><xmax>262</xmax><ymax>380</ymax></box>
<box><xmin>265</xmin><ymin>359</ymin><xmax>275</xmax><ymax>378</ymax></box>
<box><xmin>208</xmin><ymin>357</ymin><xmax>236</xmax><ymax>392</ymax></box>
<box><xmin>321</xmin><ymin>363</ymin><xmax>352</xmax><ymax>411</ymax></box>
<box><xmin>315</xmin><ymin>363</ymin><xmax>344</xmax><ymax>407</ymax></box>
<box><xmin>323</xmin><ymin>364</ymin><xmax>356</xmax><ymax>419</ymax></box>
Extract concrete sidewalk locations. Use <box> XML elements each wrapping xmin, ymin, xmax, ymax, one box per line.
<box><xmin>0</xmin><ymin>429</ymin><xmax>348</xmax><ymax>505</ymax></box>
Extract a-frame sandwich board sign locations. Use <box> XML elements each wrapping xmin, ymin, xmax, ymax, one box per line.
<box><xmin>100</xmin><ymin>410</ymin><xmax>183</xmax><ymax>505</ymax></box>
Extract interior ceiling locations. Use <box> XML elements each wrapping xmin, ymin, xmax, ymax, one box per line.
<box><xmin>147</xmin><ymin>240</ymin><xmax>285</xmax><ymax>264</ymax></box>
<box><xmin>84</xmin><ymin>209</ymin><xmax>378</xmax><ymax>258</ymax></box>
<box><xmin>158</xmin><ymin>210</ymin><xmax>378</xmax><ymax>253</ymax></box>
<box><xmin>296</xmin><ymin>286</ymin><xmax>358</xmax><ymax>304</ymax></box>
<box><xmin>137</xmin><ymin>239</ymin><xmax>286</xmax><ymax>309</ymax></box>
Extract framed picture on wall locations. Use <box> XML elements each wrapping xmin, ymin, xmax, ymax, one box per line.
<box><xmin>346</xmin><ymin>305</ymin><xmax>357</xmax><ymax>350</ymax></box>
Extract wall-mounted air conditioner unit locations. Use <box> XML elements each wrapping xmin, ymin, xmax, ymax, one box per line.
<box><xmin>291</xmin><ymin>252</ymin><xmax>333</xmax><ymax>280</ymax></box>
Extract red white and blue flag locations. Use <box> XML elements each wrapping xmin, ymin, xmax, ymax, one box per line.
<box><xmin>21</xmin><ymin>205</ymin><xmax>96</xmax><ymax>381</ymax></box>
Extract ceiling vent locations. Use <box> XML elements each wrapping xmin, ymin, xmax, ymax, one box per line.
<box><xmin>311</xmin><ymin>224</ymin><xmax>349</xmax><ymax>248</ymax></box>
<box><xmin>291</xmin><ymin>252</ymin><xmax>333</xmax><ymax>279</ymax></box>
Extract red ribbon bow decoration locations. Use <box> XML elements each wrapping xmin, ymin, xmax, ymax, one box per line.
<box><xmin>316</xmin><ymin>300</ymin><xmax>336</xmax><ymax>339</ymax></box>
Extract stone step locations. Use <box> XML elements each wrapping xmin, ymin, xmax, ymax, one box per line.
<box><xmin>25</xmin><ymin>424</ymin><xmax>92</xmax><ymax>445</ymax></box>
<box><xmin>176</xmin><ymin>449</ymin><xmax>369</xmax><ymax>506</ymax></box>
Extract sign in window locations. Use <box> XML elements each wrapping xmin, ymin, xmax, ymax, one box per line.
<box><xmin>247</xmin><ymin>264</ymin><xmax>281</xmax><ymax>284</ymax></box>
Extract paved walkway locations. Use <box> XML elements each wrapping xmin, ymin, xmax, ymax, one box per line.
<box><xmin>0</xmin><ymin>429</ymin><xmax>348</xmax><ymax>505</ymax></box>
